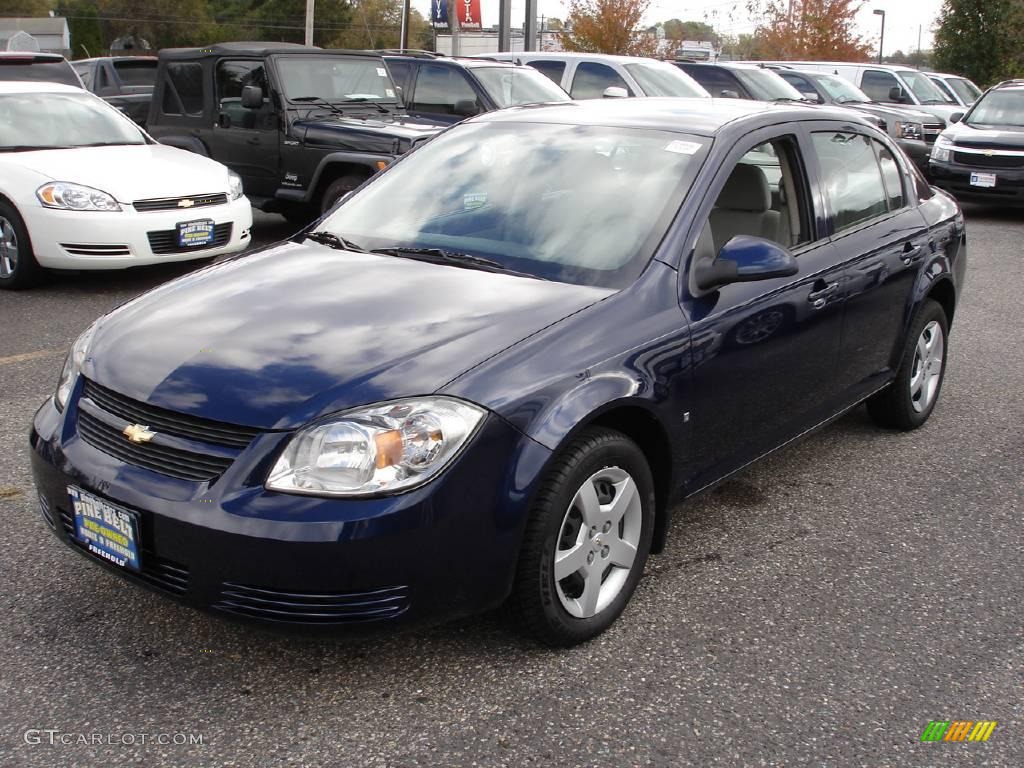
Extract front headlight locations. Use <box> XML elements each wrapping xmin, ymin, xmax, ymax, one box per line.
<box><xmin>55</xmin><ymin>322</ymin><xmax>98</xmax><ymax>411</ymax></box>
<box><xmin>227</xmin><ymin>171</ymin><xmax>244</xmax><ymax>201</ymax></box>
<box><xmin>895</xmin><ymin>121</ymin><xmax>923</xmax><ymax>140</ymax></box>
<box><xmin>935</xmin><ymin>135</ymin><xmax>954</xmax><ymax>148</ymax></box>
<box><xmin>266</xmin><ymin>397</ymin><xmax>486</xmax><ymax>497</ymax></box>
<box><xmin>36</xmin><ymin>182</ymin><xmax>121</xmax><ymax>212</ymax></box>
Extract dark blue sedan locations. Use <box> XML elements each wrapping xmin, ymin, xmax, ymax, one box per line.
<box><xmin>30</xmin><ymin>99</ymin><xmax>966</xmax><ymax>646</ymax></box>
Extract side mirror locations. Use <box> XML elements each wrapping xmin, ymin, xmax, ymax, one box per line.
<box><xmin>810</xmin><ymin>92</ymin><xmax>825</xmax><ymax>104</ymax></box>
<box><xmin>453</xmin><ymin>99</ymin><xmax>481</xmax><ymax>117</ymax></box>
<box><xmin>950</xmin><ymin>111</ymin><xmax>964</xmax><ymax>123</ymax></box>
<box><xmin>602</xmin><ymin>86</ymin><xmax>629</xmax><ymax>99</ymax></box>
<box><xmin>888</xmin><ymin>85</ymin><xmax>906</xmax><ymax>103</ymax></box>
<box><xmin>694</xmin><ymin>236</ymin><xmax>798</xmax><ymax>292</ymax></box>
<box><xmin>720</xmin><ymin>89</ymin><xmax>741</xmax><ymax>99</ymax></box>
<box><xmin>241</xmin><ymin>85</ymin><xmax>263</xmax><ymax>109</ymax></box>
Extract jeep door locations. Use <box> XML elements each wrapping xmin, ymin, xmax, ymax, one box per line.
<box><xmin>209</xmin><ymin>58</ymin><xmax>280</xmax><ymax>199</ymax></box>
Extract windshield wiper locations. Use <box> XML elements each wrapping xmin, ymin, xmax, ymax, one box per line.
<box><xmin>371</xmin><ymin>246</ymin><xmax>546</xmax><ymax>280</ymax></box>
<box><xmin>341</xmin><ymin>97</ymin><xmax>389</xmax><ymax>113</ymax></box>
<box><xmin>291</xmin><ymin>96</ymin><xmax>346</xmax><ymax>116</ymax></box>
<box><xmin>304</xmin><ymin>231</ymin><xmax>368</xmax><ymax>252</ymax></box>
<box><xmin>772</xmin><ymin>97</ymin><xmax>810</xmax><ymax>103</ymax></box>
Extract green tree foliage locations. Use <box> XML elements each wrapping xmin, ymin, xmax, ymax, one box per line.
<box><xmin>2</xmin><ymin>0</ymin><xmax>54</xmax><ymax>14</ymax></box>
<box><xmin>662</xmin><ymin>18</ymin><xmax>719</xmax><ymax>45</ymax></box>
<box><xmin>933</xmin><ymin>0</ymin><xmax>1024</xmax><ymax>86</ymax></box>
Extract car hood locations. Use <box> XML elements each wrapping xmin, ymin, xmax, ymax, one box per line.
<box><xmin>914</xmin><ymin>103</ymin><xmax>961</xmax><ymax>123</ymax></box>
<box><xmin>14</xmin><ymin>144</ymin><xmax>232</xmax><ymax>203</ymax></box>
<box><xmin>291</xmin><ymin>111</ymin><xmax>444</xmax><ymax>153</ymax></box>
<box><xmin>85</xmin><ymin>243</ymin><xmax>611</xmax><ymax>430</ymax></box>
<box><xmin>851</xmin><ymin>103</ymin><xmax>938</xmax><ymax>124</ymax></box>
<box><xmin>943</xmin><ymin>122</ymin><xmax>1024</xmax><ymax>149</ymax></box>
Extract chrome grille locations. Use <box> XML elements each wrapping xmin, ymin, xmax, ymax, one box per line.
<box><xmin>133</xmin><ymin>193</ymin><xmax>228</xmax><ymax>213</ymax></box>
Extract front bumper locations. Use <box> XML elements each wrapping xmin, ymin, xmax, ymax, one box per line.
<box><xmin>929</xmin><ymin>159</ymin><xmax>1024</xmax><ymax>205</ymax></box>
<box><xmin>21</xmin><ymin>196</ymin><xmax>254</xmax><ymax>270</ymax></box>
<box><xmin>29</xmin><ymin>394</ymin><xmax>548</xmax><ymax>631</ymax></box>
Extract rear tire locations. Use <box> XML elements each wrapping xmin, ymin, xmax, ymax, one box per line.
<box><xmin>867</xmin><ymin>299</ymin><xmax>948</xmax><ymax>430</ymax></box>
<box><xmin>0</xmin><ymin>200</ymin><xmax>42</xmax><ymax>290</ymax></box>
<box><xmin>512</xmin><ymin>427</ymin><xmax>655</xmax><ymax>647</ymax></box>
<box><xmin>320</xmin><ymin>174</ymin><xmax>366</xmax><ymax>215</ymax></box>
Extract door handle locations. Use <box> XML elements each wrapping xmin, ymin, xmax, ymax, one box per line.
<box><xmin>807</xmin><ymin>281</ymin><xmax>838</xmax><ymax>309</ymax></box>
<box><xmin>901</xmin><ymin>242</ymin><xmax>924</xmax><ymax>265</ymax></box>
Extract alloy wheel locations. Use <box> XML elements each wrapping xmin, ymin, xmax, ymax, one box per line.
<box><xmin>909</xmin><ymin>320</ymin><xmax>944</xmax><ymax>413</ymax></box>
<box><xmin>553</xmin><ymin>466</ymin><xmax>643</xmax><ymax>619</ymax></box>
<box><xmin>0</xmin><ymin>216</ymin><xmax>19</xmax><ymax>278</ymax></box>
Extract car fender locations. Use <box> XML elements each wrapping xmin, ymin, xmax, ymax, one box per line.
<box><xmin>298</xmin><ymin>152</ymin><xmax>394</xmax><ymax>204</ymax></box>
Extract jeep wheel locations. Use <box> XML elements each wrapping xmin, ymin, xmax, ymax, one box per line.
<box><xmin>320</xmin><ymin>175</ymin><xmax>366</xmax><ymax>215</ymax></box>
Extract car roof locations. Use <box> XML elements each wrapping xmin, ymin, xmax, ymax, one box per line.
<box><xmin>158</xmin><ymin>42</ymin><xmax>382</xmax><ymax>60</ymax></box>
<box><xmin>488</xmin><ymin>51</ymin><xmax>676</xmax><ymax>64</ymax></box>
<box><xmin>0</xmin><ymin>80</ymin><xmax>83</xmax><ymax>94</ymax></box>
<box><xmin>678</xmin><ymin>61</ymin><xmax>768</xmax><ymax>71</ymax></box>
<box><xmin>76</xmin><ymin>56</ymin><xmax>157</xmax><ymax>64</ymax></box>
<box><xmin>473</xmin><ymin>96</ymin><xmax>854</xmax><ymax>136</ymax></box>
<box><xmin>384</xmin><ymin>55</ymin><xmax>522</xmax><ymax>70</ymax></box>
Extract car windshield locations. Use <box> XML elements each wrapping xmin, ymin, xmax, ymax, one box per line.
<box><xmin>966</xmin><ymin>88</ymin><xmax>1024</xmax><ymax>127</ymax></box>
<box><xmin>0</xmin><ymin>91</ymin><xmax>145</xmax><ymax>150</ymax></box>
<box><xmin>472</xmin><ymin>66</ymin><xmax>570</xmax><ymax>107</ymax></box>
<box><xmin>0</xmin><ymin>58</ymin><xmax>79</xmax><ymax>87</ymax></box>
<box><xmin>623</xmin><ymin>62</ymin><xmax>708</xmax><ymax>97</ymax></box>
<box><xmin>317</xmin><ymin>122</ymin><xmax>710</xmax><ymax>288</ymax></box>
<box><xmin>949</xmin><ymin>77</ymin><xmax>982</xmax><ymax>104</ymax></box>
<box><xmin>732</xmin><ymin>68</ymin><xmax>805</xmax><ymax>100</ymax></box>
<box><xmin>277</xmin><ymin>56</ymin><xmax>398</xmax><ymax>103</ymax></box>
<box><xmin>814</xmin><ymin>73</ymin><xmax>870</xmax><ymax>104</ymax></box>
<box><xmin>899</xmin><ymin>70</ymin><xmax>949</xmax><ymax>104</ymax></box>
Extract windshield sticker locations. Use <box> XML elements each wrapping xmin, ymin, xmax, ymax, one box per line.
<box><xmin>464</xmin><ymin>192</ymin><xmax>488</xmax><ymax>210</ymax></box>
<box><xmin>377</xmin><ymin>67</ymin><xmax>387</xmax><ymax>77</ymax></box>
<box><xmin>386</xmin><ymin>88</ymin><xmax>395</xmax><ymax>98</ymax></box>
<box><xmin>664</xmin><ymin>140</ymin><xmax>703</xmax><ymax>155</ymax></box>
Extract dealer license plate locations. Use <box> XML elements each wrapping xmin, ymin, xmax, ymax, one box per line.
<box><xmin>68</xmin><ymin>486</ymin><xmax>141</xmax><ymax>571</ymax></box>
<box><xmin>970</xmin><ymin>172</ymin><xmax>997</xmax><ymax>188</ymax></box>
<box><xmin>177</xmin><ymin>219</ymin><xmax>215</xmax><ymax>248</ymax></box>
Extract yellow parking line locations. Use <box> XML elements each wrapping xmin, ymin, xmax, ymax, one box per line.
<box><xmin>0</xmin><ymin>348</ymin><xmax>65</xmax><ymax>366</ymax></box>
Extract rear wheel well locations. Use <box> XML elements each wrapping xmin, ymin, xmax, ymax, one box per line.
<box><xmin>586</xmin><ymin>407</ymin><xmax>674</xmax><ymax>554</ymax></box>
<box><xmin>927</xmin><ymin>279</ymin><xmax>956</xmax><ymax>326</ymax></box>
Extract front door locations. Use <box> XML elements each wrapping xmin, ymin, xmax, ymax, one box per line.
<box><xmin>681</xmin><ymin>129</ymin><xmax>848</xmax><ymax>491</ymax></box>
<box><xmin>209</xmin><ymin>59</ymin><xmax>280</xmax><ymax>199</ymax></box>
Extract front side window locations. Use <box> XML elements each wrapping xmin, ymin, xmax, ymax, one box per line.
<box><xmin>860</xmin><ymin>69</ymin><xmax>901</xmax><ymax>102</ymax></box>
<box><xmin>318</xmin><ymin>123</ymin><xmax>710</xmax><ymax>287</ymax></box>
<box><xmin>216</xmin><ymin>60</ymin><xmax>272</xmax><ymax>128</ymax></box>
<box><xmin>276</xmin><ymin>56</ymin><xmax>398</xmax><ymax>103</ymax></box>
<box><xmin>569</xmin><ymin>62</ymin><xmax>631</xmax><ymax>100</ymax></box>
<box><xmin>0</xmin><ymin>92</ymin><xmax>146</xmax><ymax>150</ymax></box>
<box><xmin>622</xmin><ymin>62</ymin><xmax>707</xmax><ymax>97</ymax></box>
<box><xmin>472</xmin><ymin>66</ymin><xmax>569</xmax><ymax>107</ymax></box>
<box><xmin>161</xmin><ymin>61</ymin><xmax>205</xmax><ymax>115</ymax></box>
<box><xmin>526</xmin><ymin>59</ymin><xmax>566</xmax><ymax>85</ymax></box>
<box><xmin>812</xmin><ymin>132</ymin><xmax>890</xmax><ymax>232</ymax></box>
<box><xmin>930</xmin><ymin>77</ymin><xmax>957</xmax><ymax>103</ymax></box>
<box><xmin>411</xmin><ymin>64</ymin><xmax>479</xmax><ymax>115</ymax></box>
<box><xmin>965</xmin><ymin>88</ymin><xmax>1024</xmax><ymax>127</ymax></box>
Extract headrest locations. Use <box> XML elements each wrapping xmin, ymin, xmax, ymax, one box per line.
<box><xmin>718</xmin><ymin>163</ymin><xmax>771</xmax><ymax>213</ymax></box>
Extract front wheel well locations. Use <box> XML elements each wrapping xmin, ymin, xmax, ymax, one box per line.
<box><xmin>312</xmin><ymin>163</ymin><xmax>372</xmax><ymax>206</ymax></box>
<box><xmin>585</xmin><ymin>406</ymin><xmax>675</xmax><ymax>554</ymax></box>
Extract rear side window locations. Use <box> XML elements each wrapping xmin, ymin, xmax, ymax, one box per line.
<box><xmin>812</xmin><ymin>132</ymin><xmax>890</xmax><ymax>232</ymax></box>
<box><xmin>875</xmin><ymin>143</ymin><xmax>905</xmax><ymax>210</ymax></box>
<box><xmin>569</xmin><ymin>62</ymin><xmax>631</xmax><ymax>100</ymax></box>
<box><xmin>860</xmin><ymin>69</ymin><xmax>901</xmax><ymax>102</ymax></box>
<box><xmin>526</xmin><ymin>59</ymin><xmax>565</xmax><ymax>85</ymax></box>
<box><xmin>161</xmin><ymin>62</ymin><xmax>204</xmax><ymax>116</ymax></box>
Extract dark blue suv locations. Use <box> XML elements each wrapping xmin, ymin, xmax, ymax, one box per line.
<box><xmin>30</xmin><ymin>99</ymin><xmax>966</xmax><ymax>646</ymax></box>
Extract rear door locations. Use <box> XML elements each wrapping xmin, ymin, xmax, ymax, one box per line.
<box><xmin>808</xmin><ymin>124</ymin><xmax>931</xmax><ymax>399</ymax></box>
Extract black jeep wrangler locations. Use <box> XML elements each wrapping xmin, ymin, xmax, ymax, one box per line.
<box><xmin>146</xmin><ymin>42</ymin><xmax>444</xmax><ymax>221</ymax></box>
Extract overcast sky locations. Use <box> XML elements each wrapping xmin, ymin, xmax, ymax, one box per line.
<box><xmin>413</xmin><ymin>0</ymin><xmax>945</xmax><ymax>56</ymax></box>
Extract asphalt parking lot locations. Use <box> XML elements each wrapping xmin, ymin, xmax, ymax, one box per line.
<box><xmin>0</xmin><ymin>206</ymin><xmax>1021</xmax><ymax>767</ymax></box>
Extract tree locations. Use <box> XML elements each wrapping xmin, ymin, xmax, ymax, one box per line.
<box><xmin>561</xmin><ymin>0</ymin><xmax>659</xmax><ymax>57</ymax></box>
<box><xmin>2</xmin><ymin>0</ymin><xmax>53</xmax><ymax>14</ymax></box>
<box><xmin>747</xmin><ymin>0</ymin><xmax>873</xmax><ymax>60</ymax></box>
<box><xmin>335</xmin><ymin>0</ymin><xmax>431</xmax><ymax>50</ymax></box>
<box><xmin>720</xmin><ymin>32</ymin><xmax>767</xmax><ymax>61</ymax></box>
<box><xmin>933</xmin><ymin>0</ymin><xmax>1024</xmax><ymax>87</ymax></box>
<box><xmin>663</xmin><ymin>19</ymin><xmax>719</xmax><ymax>45</ymax></box>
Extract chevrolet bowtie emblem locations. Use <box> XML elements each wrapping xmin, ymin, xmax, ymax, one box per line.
<box><xmin>178</xmin><ymin>198</ymin><xmax>195</xmax><ymax>208</ymax></box>
<box><xmin>123</xmin><ymin>424</ymin><xmax>156</xmax><ymax>443</ymax></box>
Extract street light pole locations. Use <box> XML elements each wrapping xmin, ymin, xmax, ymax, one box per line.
<box><xmin>305</xmin><ymin>0</ymin><xmax>315</xmax><ymax>47</ymax></box>
<box><xmin>873</xmin><ymin>9</ymin><xmax>886</xmax><ymax>65</ymax></box>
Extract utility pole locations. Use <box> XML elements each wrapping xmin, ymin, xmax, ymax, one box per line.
<box><xmin>451</xmin><ymin>0</ymin><xmax>461</xmax><ymax>56</ymax></box>
<box><xmin>498</xmin><ymin>0</ymin><xmax>512</xmax><ymax>52</ymax></box>
<box><xmin>400</xmin><ymin>0</ymin><xmax>411</xmax><ymax>49</ymax></box>
<box><xmin>304</xmin><ymin>0</ymin><xmax>315</xmax><ymax>47</ymax></box>
<box><xmin>524</xmin><ymin>0</ymin><xmax>537</xmax><ymax>51</ymax></box>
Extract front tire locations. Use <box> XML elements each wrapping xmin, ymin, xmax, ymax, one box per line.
<box><xmin>867</xmin><ymin>299</ymin><xmax>949</xmax><ymax>430</ymax></box>
<box><xmin>0</xmin><ymin>200</ymin><xmax>42</xmax><ymax>290</ymax></box>
<box><xmin>512</xmin><ymin>427</ymin><xmax>655</xmax><ymax>647</ymax></box>
<box><xmin>320</xmin><ymin>174</ymin><xmax>367</xmax><ymax>216</ymax></box>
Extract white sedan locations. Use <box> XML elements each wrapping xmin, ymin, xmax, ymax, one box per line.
<box><xmin>0</xmin><ymin>82</ymin><xmax>253</xmax><ymax>289</ymax></box>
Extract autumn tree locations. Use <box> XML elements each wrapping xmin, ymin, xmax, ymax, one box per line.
<box><xmin>933</xmin><ymin>0</ymin><xmax>1024</xmax><ymax>87</ymax></box>
<box><xmin>337</xmin><ymin>0</ymin><xmax>432</xmax><ymax>50</ymax></box>
<box><xmin>561</xmin><ymin>0</ymin><xmax>659</xmax><ymax>57</ymax></box>
<box><xmin>662</xmin><ymin>19</ymin><xmax>719</xmax><ymax>46</ymax></box>
<box><xmin>748</xmin><ymin>0</ymin><xmax>872</xmax><ymax>60</ymax></box>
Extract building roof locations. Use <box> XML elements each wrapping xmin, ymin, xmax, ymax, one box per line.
<box><xmin>0</xmin><ymin>17</ymin><xmax>70</xmax><ymax>35</ymax></box>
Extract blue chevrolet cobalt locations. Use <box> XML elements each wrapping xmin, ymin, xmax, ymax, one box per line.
<box><xmin>30</xmin><ymin>99</ymin><xmax>966</xmax><ymax>646</ymax></box>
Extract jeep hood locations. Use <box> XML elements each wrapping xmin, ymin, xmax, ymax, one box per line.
<box><xmin>84</xmin><ymin>242</ymin><xmax>610</xmax><ymax>429</ymax></box>
<box><xmin>292</xmin><ymin>112</ymin><xmax>444</xmax><ymax>153</ymax></box>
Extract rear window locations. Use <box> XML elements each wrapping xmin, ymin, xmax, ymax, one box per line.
<box><xmin>113</xmin><ymin>60</ymin><xmax>157</xmax><ymax>89</ymax></box>
<box><xmin>0</xmin><ymin>58</ymin><xmax>80</xmax><ymax>88</ymax></box>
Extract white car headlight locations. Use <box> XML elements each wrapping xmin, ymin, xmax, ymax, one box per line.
<box><xmin>55</xmin><ymin>322</ymin><xmax>98</xmax><ymax>411</ymax></box>
<box><xmin>227</xmin><ymin>171</ymin><xmax>244</xmax><ymax>201</ymax></box>
<box><xmin>266</xmin><ymin>397</ymin><xmax>486</xmax><ymax>497</ymax></box>
<box><xmin>36</xmin><ymin>182</ymin><xmax>121</xmax><ymax>212</ymax></box>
